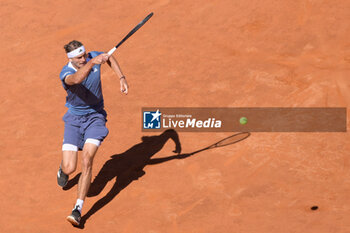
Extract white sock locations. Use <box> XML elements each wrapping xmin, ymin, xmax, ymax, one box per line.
<box><xmin>74</xmin><ymin>199</ymin><xmax>84</xmax><ymax>213</ymax></box>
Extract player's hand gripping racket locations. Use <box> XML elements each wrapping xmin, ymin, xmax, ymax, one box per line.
<box><xmin>107</xmin><ymin>12</ymin><xmax>154</xmax><ymax>56</ymax></box>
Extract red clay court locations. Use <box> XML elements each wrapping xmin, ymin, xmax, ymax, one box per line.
<box><xmin>0</xmin><ymin>0</ymin><xmax>349</xmax><ymax>232</ymax></box>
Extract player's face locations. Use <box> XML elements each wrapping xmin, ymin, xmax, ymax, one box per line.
<box><xmin>70</xmin><ymin>52</ymin><xmax>87</xmax><ymax>69</ymax></box>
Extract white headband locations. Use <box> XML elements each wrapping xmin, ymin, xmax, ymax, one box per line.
<box><xmin>67</xmin><ymin>46</ymin><xmax>86</xmax><ymax>58</ymax></box>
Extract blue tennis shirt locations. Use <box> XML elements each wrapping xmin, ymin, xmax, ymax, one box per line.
<box><xmin>59</xmin><ymin>51</ymin><xmax>105</xmax><ymax>115</ymax></box>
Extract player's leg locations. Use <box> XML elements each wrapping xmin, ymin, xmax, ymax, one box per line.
<box><xmin>78</xmin><ymin>141</ymin><xmax>99</xmax><ymax>200</ymax></box>
<box><xmin>58</xmin><ymin>112</ymin><xmax>82</xmax><ymax>188</ymax></box>
<box><xmin>78</xmin><ymin>112</ymin><xmax>108</xmax><ymax>199</ymax></box>
<box><xmin>66</xmin><ymin>140</ymin><xmax>99</xmax><ymax>226</ymax></box>
<box><xmin>67</xmin><ymin>112</ymin><xmax>108</xmax><ymax>226</ymax></box>
<box><xmin>61</xmin><ymin>149</ymin><xmax>78</xmax><ymax>175</ymax></box>
<box><xmin>57</xmin><ymin>148</ymin><xmax>78</xmax><ymax>188</ymax></box>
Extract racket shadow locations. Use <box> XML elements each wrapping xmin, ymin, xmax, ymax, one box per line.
<box><xmin>149</xmin><ymin>132</ymin><xmax>251</xmax><ymax>164</ymax></box>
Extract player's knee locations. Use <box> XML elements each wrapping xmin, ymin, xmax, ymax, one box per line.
<box><xmin>81</xmin><ymin>153</ymin><xmax>94</xmax><ymax>171</ymax></box>
<box><xmin>61</xmin><ymin>161</ymin><xmax>76</xmax><ymax>175</ymax></box>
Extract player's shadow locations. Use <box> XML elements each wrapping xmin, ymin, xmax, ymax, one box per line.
<box><xmin>76</xmin><ymin>130</ymin><xmax>250</xmax><ymax>228</ymax></box>
<box><xmin>76</xmin><ymin>129</ymin><xmax>181</xmax><ymax>228</ymax></box>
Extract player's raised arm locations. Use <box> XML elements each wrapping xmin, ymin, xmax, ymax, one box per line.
<box><xmin>65</xmin><ymin>54</ymin><xmax>109</xmax><ymax>85</ymax></box>
<box><xmin>107</xmin><ymin>55</ymin><xmax>129</xmax><ymax>94</ymax></box>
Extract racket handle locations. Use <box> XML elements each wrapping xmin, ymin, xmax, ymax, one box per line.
<box><xmin>107</xmin><ymin>47</ymin><xmax>116</xmax><ymax>56</ymax></box>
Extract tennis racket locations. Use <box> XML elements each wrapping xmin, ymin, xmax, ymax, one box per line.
<box><xmin>108</xmin><ymin>12</ymin><xmax>154</xmax><ymax>56</ymax></box>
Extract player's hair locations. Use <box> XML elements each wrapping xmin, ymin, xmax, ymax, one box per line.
<box><xmin>64</xmin><ymin>40</ymin><xmax>84</xmax><ymax>53</ymax></box>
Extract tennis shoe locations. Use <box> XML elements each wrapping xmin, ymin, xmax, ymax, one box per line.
<box><xmin>66</xmin><ymin>206</ymin><xmax>81</xmax><ymax>226</ymax></box>
<box><xmin>57</xmin><ymin>166</ymin><xmax>68</xmax><ymax>187</ymax></box>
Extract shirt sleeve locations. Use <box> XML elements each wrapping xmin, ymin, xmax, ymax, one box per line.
<box><xmin>59</xmin><ymin>66</ymin><xmax>76</xmax><ymax>89</ymax></box>
<box><xmin>89</xmin><ymin>51</ymin><xmax>104</xmax><ymax>58</ymax></box>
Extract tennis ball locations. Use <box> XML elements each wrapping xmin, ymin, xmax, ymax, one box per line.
<box><xmin>239</xmin><ymin>117</ymin><xmax>248</xmax><ymax>125</ymax></box>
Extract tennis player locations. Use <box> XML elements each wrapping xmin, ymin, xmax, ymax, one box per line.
<box><xmin>57</xmin><ymin>40</ymin><xmax>128</xmax><ymax>226</ymax></box>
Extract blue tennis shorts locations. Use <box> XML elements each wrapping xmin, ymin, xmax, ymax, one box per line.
<box><xmin>62</xmin><ymin>111</ymin><xmax>109</xmax><ymax>150</ymax></box>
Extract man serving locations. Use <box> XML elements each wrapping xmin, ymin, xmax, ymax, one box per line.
<box><xmin>57</xmin><ymin>40</ymin><xmax>128</xmax><ymax>226</ymax></box>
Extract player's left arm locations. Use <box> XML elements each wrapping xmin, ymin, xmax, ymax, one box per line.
<box><xmin>107</xmin><ymin>55</ymin><xmax>129</xmax><ymax>95</ymax></box>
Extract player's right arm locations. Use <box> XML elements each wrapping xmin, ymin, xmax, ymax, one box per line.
<box><xmin>64</xmin><ymin>54</ymin><xmax>109</xmax><ymax>85</ymax></box>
